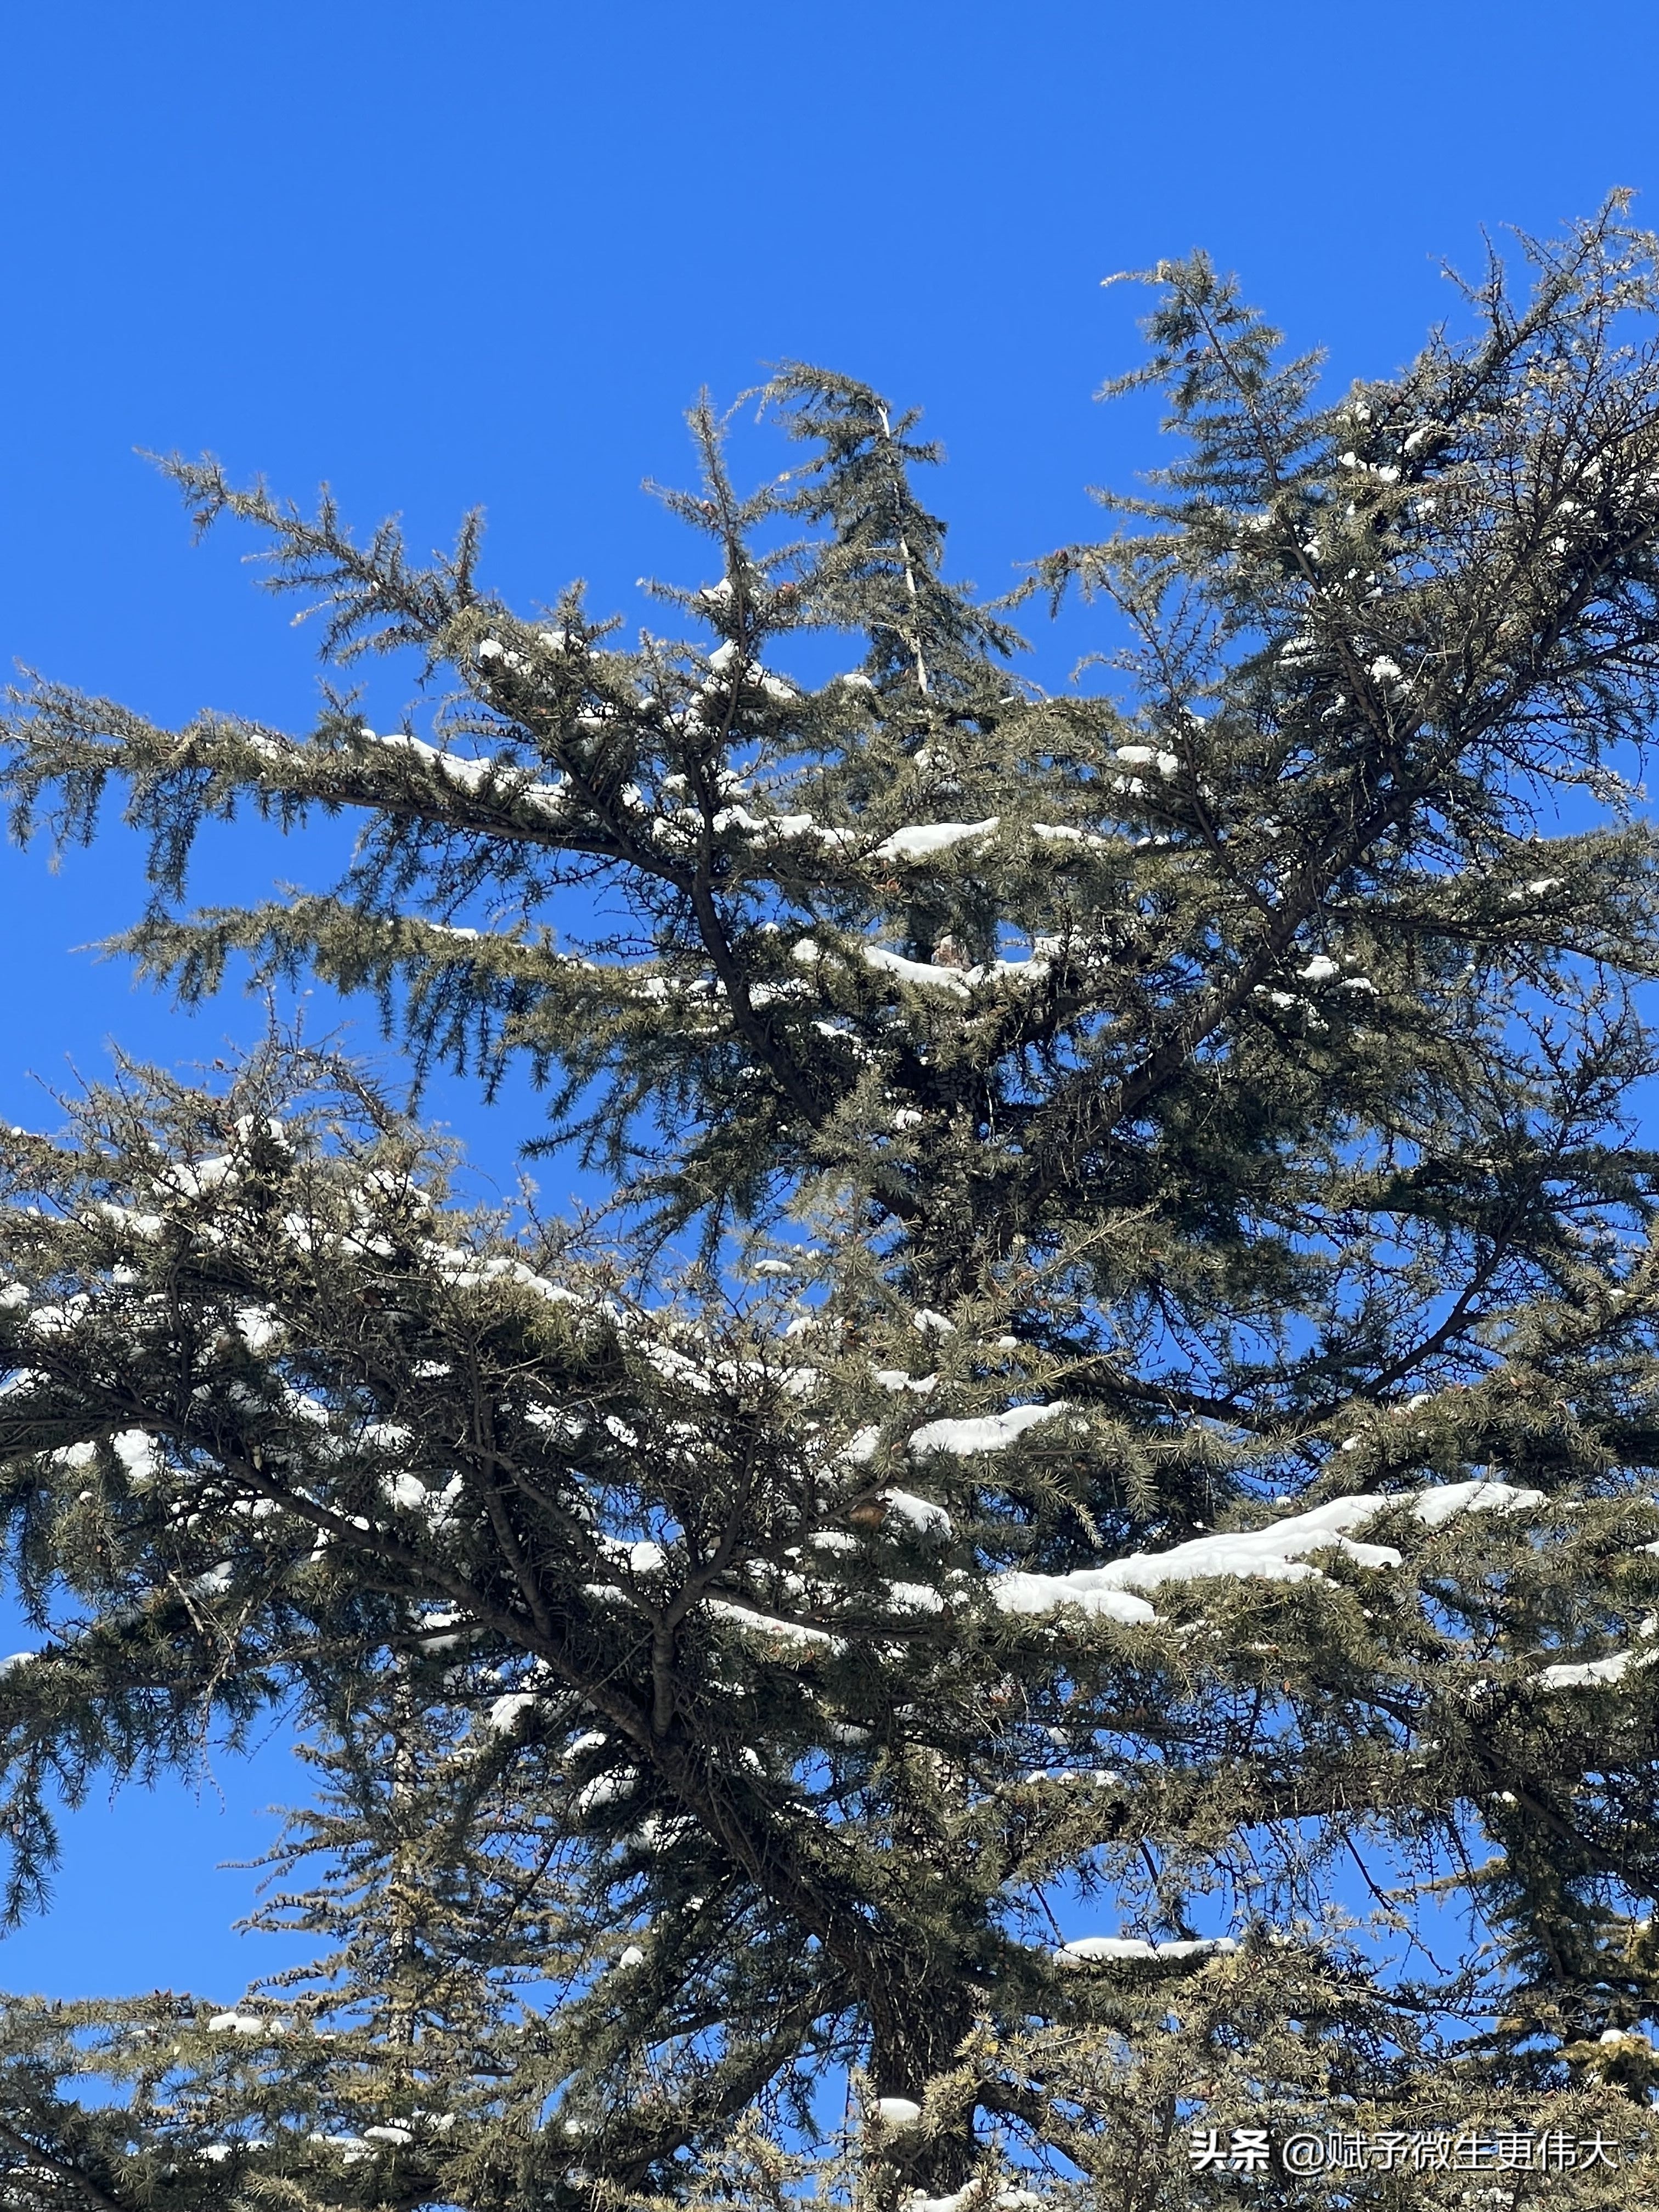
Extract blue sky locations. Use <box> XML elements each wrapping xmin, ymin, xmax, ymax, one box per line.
<box><xmin>3</xmin><ymin>0</ymin><xmax>1658</xmax><ymax>2002</ymax></box>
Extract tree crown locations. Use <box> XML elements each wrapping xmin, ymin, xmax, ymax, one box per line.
<box><xmin>4</xmin><ymin>203</ymin><xmax>1659</xmax><ymax>2207</ymax></box>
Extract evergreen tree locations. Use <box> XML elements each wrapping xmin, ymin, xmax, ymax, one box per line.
<box><xmin>5</xmin><ymin>203</ymin><xmax>1659</xmax><ymax>2206</ymax></box>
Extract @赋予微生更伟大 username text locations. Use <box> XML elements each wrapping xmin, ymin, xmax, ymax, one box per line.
<box><xmin>1188</xmin><ymin>2126</ymin><xmax>1621</xmax><ymax>2177</ymax></box>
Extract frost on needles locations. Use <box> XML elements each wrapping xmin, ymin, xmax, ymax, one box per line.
<box><xmin>9</xmin><ymin>206</ymin><xmax>1659</xmax><ymax>2208</ymax></box>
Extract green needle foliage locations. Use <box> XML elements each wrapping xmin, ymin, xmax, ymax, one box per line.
<box><xmin>4</xmin><ymin>204</ymin><xmax>1659</xmax><ymax>2208</ymax></box>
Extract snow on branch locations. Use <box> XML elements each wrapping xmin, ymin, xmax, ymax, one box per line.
<box><xmin>991</xmin><ymin>1482</ymin><xmax>1546</xmax><ymax>1627</ymax></box>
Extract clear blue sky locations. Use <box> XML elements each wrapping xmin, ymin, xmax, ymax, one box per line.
<box><xmin>2</xmin><ymin>0</ymin><xmax>1656</xmax><ymax>2002</ymax></box>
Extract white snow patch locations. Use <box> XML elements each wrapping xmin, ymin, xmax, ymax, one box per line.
<box><xmin>858</xmin><ymin>945</ymin><xmax>972</xmax><ymax>996</ymax></box>
<box><xmin>157</xmin><ymin>1156</ymin><xmax>235</xmax><ymax>1200</ymax></box>
<box><xmin>488</xmin><ymin>1692</ymin><xmax>539</xmax><ymax>1733</ymax></box>
<box><xmin>884</xmin><ymin>1581</ymin><xmax>946</xmax><ymax>1615</ymax></box>
<box><xmin>1411</xmin><ymin>1479</ymin><xmax>1545</xmax><ymax>1528</ymax></box>
<box><xmin>706</xmin><ymin>1599</ymin><xmax>840</xmax><ymax>1652</ymax></box>
<box><xmin>992</xmin><ymin>1573</ymin><xmax>1156</xmax><ymax>1626</ymax></box>
<box><xmin>909</xmin><ymin>1403</ymin><xmax>1073</xmax><ymax>1456</ymax></box>
<box><xmin>1114</xmin><ymin>744</ymin><xmax>1180</xmax><ymax>776</ymax></box>
<box><xmin>876</xmin><ymin>2098</ymin><xmax>923</xmax><ymax>2127</ymax></box>
<box><xmin>1056</xmin><ymin>1935</ymin><xmax>1237</xmax><ymax>1967</ymax></box>
<box><xmin>106</xmin><ymin>1430</ymin><xmax>164</xmax><ymax>1496</ymax></box>
<box><xmin>1505</xmin><ymin>877</ymin><xmax>1564</xmax><ymax>901</ymax></box>
<box><xmin>593</xmin><ymin>1532</ymin><xmax>668</xmax><ymax>1575</ymax></box>
<box><xmin>233</xmin><ymin>1306</ymin><xmax>284</xmax><ymax>1355</ymax></box>
<box><xmin>872</xmin><ymin>819</ymin><xmax>1000</xmax><ymax>864</ymax></box>
<box><xmin>572</xmin><ymin>1771</ymin><xmax>637</xmax><ymax>1815</ymax></box>
<box><xmin>878</xmin><ymin>1489</ymin><xmax>953</xmax><ymax>1537</ymax></box>
<box><xmin>1539</xmin><ymin>1647</ymin><xmax>1658</xmax><ymax>1690</ymax></box>
<box><xmin>992</xmin><ymin>1485</ymin><xmax>1545</xmax><ymax>1625</ymax></box>
<box><xmin>799</xmin><ymin>938</ymin><xmax>1050</xmax><ymax>997</ymax></box>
